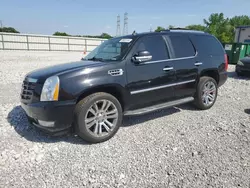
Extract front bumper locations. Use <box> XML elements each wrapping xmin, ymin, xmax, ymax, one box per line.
<box><xmin>21</xmin><ymin>100</ymin><xmax>76</xmax><ymax>134</ymax></box>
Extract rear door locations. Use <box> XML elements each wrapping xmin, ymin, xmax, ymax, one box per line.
<box><xmin>163</xmin><ymin>34</ymin><xmax>199</xmax><ymax>98</ymax></box>
<box><xmin>125</xmin><ymin>35</ymin><xmax>176</xmax><ymax>108</ymax></box>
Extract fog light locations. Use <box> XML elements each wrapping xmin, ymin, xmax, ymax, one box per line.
<box><xmin>38</xmin><ymin>120</ymin><xmax>55</xmax><ymax>127</ymax></box>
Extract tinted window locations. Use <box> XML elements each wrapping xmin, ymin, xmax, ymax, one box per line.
<box><xmin>83</xmin><ymin>37</ymin><xmax>135</xmax><ymax>61</ymax></box>
<box><xmin>191</xmin><ymin>35</ymin><xmax>224</xmax><ymax>55</ymax></box>
<box><xmin>168</xmin><ymin>35</ymin><xmax>196</xmax><ymax>58</ymax></box>
<box><xmin>135</xmin><ymin>35</ymin><xmax>169</xmax><ymax>61</ymax></box>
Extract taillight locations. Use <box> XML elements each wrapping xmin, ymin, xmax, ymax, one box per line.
<box><xmin>224</xmin><ymin>54</ymin><xmax>228</xmax><ymax>71</ymax></box>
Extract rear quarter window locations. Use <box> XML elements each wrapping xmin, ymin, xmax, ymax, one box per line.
<box><xmin>191</xmin><ymin>35</ymin><xmax>225</xmax><ymax>56</ymax></box>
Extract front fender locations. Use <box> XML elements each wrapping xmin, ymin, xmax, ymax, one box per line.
<box><xmin>58</xmin><ymin>64</ymin><xmax>128</xmax><ymax>102</ymax></box>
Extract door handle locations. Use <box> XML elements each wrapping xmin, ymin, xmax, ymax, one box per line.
<box><xmin>194</xmin><ymin>62</ymin><xmax>203</xmax><ymax>66</ymax></box>
<box><xmin>163</xmin><ymin>67</ymin><xmax>174</xmax><ymax>71</ymax></box>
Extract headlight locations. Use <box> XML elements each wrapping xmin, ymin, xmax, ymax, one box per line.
<box><xmin>237</xmin><ymin>60</ymin><xmax>244</xmax><ymax>66</ymax></box>
<box><xmin>40</xmin><ymin>76</ymin><xmax>60</xmax><ymax>101</ymax></box>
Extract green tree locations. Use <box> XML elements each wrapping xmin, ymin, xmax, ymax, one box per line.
<box><xmin>228</xmin><ymin>15</ymin><xmax>250</xmax><ymax>42</ymax></box>
<box><xmin>100</xmin><ymin>33</ymin><xmax>112</xmax><ymax>39</ymax></box>
<box><xmin>155</xmin><ymin>26</ymin><xmax>165</xmax><ymax>32</ymax></box>
<box><xmin>0</xmin><ymin>27</ymin><xmax>19</xmax><ymax>33</ymax></box>
<box><xmin>185</xmin><ymin>24</ymin><xmax>207</xmax><ymax>32</ymax></box>
<box><xmin>203</xmin><ymin>13</ymin><xmax>231</xmax><ymax>43</ymax></box>
<box><xmin>229</xmin><ymin>15</ymin><xmax>250</xmax><ymax>27</ymax></box>
<box><xmin>168</xmin><ymin>25</ymin><xmax>175</xmax><ymax>29</ymax></box>
<box><xmin>53</xmin><ymin>32</ymin><xmax>70</xmax><ymax>36</ymax></box>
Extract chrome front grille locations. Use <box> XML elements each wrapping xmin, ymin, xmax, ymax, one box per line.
<box><xmin>21</xmin><ymin>78</ymin><xmax>37</xmax><ymax>102</ymax></box>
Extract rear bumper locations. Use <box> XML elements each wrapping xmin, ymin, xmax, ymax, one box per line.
<box><xmin>218</xmin><ymin>71</ymin><xmax>228</xmax><ymax>87</ymax></box>
<box><xmin>21</xmin><ymin>100</ymin><xmax>76</xmax><ymax>134</ymax></box>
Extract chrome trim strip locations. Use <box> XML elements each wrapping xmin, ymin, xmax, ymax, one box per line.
<box><xmin>131</xmin><ymin>79</ymin><xmax>196</xmax><ymax>95</ymax></box>
<box><xmin>163</xmin><ymin>67</ymin><xmax>174</xmax><ymax>71</ymax></box>
<box><xmin>108</xmin><ymin>69</ymin><xmax>124</xmax><ymax>76</ymax></box>
<box><xmin>194</xmin><ymin>62</ymin><xmax>203</xmax><ymax>66</ymax></box>
<box><xmin>140</xmin><ymin>52</ymin><xmax>198</xmax><ymax>65</ymax></box>
<box><xmin>25</xmin><ymin>77</ymin><xmax>38</xmax><ymax>83</ymax></box>
<box><xmin>142</xmin><ymin>59</ymin><xmax>167</xmax><ymax>64</ymax></box>
<box><xmin>136</xmin><ymin>55</ymin><xmax>152</xmax><ymax>60</ymax></box>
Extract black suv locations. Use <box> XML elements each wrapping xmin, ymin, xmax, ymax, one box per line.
<box><xmin>20</xmin><ymin>30</ymin><xmax>228</xmax><ymax>143</ymax></box>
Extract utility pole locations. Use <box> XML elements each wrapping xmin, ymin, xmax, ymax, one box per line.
<box><xmin>116</xmin><ymin>15</ymin><xmax>121</xmax><ymax>37</ymax></box>
<box><xmin>123</xmin><ymin>12</ymin><xmax>128</xmax><ymax>35</ymax></box>
<box><xmin>0</xmin><ymin>20</ymin><xmax>3</xmax><ymax>50</ymax></box>
<box><xmin>0</xmin><ymin>20</ymin><xmax>3</xmax><ymax>32</ymax></box>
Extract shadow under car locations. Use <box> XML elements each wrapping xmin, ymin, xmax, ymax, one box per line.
<box><xmin>7</xmin><ymin>104</ymin><xmax>183</xmax><ymax>144</ymax></box>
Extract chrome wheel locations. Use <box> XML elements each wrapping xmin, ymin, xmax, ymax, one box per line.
<box><xmin>85</xmin><ymin>100</ymin><xmax>118</xmax><ymax>137</ymax></box>
<box><xmin>202</xmin><ymin>81</ymin><xmax>216</xmax><ymax>106</ymax></box>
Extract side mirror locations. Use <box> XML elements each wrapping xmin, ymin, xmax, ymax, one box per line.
<box><xmin>132</xmin><ymin>50</ymin><xmax>152</xmax><ymax>63</ymax></box>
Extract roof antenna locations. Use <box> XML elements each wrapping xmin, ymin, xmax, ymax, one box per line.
<box><xmin>132</xmin><ymin>30</ymin><xmax>136</xmax><ymax>35</ymax></box>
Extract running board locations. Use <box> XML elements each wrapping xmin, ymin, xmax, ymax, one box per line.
<box><xmin>124</xmin><ymin>97</ymin><xmax>194</xmax><ymax>116</ymax></box>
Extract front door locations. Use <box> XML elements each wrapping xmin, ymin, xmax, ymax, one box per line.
<box><xmin>162</xmin><ymin>34</ymin><xmax>198</xmax><ymax>98</ymax></box>
<box><xmin>125</xmin><ymin>35</ymin><xmax>176</xmax><ymax>109</ymax></box>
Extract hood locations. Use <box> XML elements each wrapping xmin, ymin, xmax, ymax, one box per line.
<box><xmin>26</xmin><ymin>60</ymin><xmax>105</xmax><ymax>82</ymax></box>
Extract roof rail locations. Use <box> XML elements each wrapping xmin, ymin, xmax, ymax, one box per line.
<box><xmin>169</xmin><ymin>28</ymin><xmax>205</xmax><ymax>33</ymax></box>
<box><xmin>159</xmin><ymin>28</ymin><xmax>205</xmax><ymax>33</ymax></box>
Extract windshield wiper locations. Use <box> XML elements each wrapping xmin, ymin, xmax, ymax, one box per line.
<box><xmin>86</xmin><ymin>57</ymin><xmax>104</xmax><ymax>62</ymax></box>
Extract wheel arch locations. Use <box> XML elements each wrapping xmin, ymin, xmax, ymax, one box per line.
<box><xmin>200</xmin><ymin>69</ymin><xmax>219</xmax><ymax>84</ymax></box>
<box><xmin>76</xmin><ymin>84</ymin><xmax>128</xmax><ymax>111</ymax></box>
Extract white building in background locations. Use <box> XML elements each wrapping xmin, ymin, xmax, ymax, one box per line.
<box><xmin>234</xmin><ymin>26</ymin><xmax>250</xmax><ymax>43</ymax></box>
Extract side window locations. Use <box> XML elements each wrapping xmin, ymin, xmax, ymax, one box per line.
<box><xmin>191</xmin><ymin>35</ymin><xmax>225</xmax><ymax>55</ymax></box>
<box><xmin>135</xmin><ymin>35</ymin><xmax>169</xmax><ymax>61</ymax></box>
<box><xmin>168</xmin><ymin>35</ymin><xmax>196</xmax><ymax>58</ymax></box>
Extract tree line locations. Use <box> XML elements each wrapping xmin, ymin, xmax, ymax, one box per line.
<box><xmin>0</xmin><ymin>27</ymin><xmax>19</xmax><ymax>33</ymax></box>
<box><xmin>155</xmin><ymin>13</ymin><xmax>250</xmax><ymax>43</ymax></box>
<box><xmin>0</xmin><ymin>28</ymin><xmax>112</xmax><ymax>39</ymax></box>
<box><xmin>53</xmin><ymin>32</ymin><xmax>112</xmax><ymax>39</ymax></box>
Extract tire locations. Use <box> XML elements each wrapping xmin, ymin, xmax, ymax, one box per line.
<box><xmin>74</xmin><ymin>92</ymin><xmax>123</xmax><ymax>143</ymax></box>
<box><xmin>236</xmin><ymin>71</ymin><xmax>244</xmax><ymax>77</ymax></box>
<box><xmin>194</xmin><ymin>76</ymin><xmax>218</xmax><ymax>110</ymax></box>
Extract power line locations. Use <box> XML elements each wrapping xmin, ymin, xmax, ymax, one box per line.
<box><xmin>150</xmin><ymin>24</ymin><xmax>153</xmax><ymax>32</ymax></box>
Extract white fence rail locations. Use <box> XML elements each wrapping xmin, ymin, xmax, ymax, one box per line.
<box><xmin>0</xmin><ymin>32</ymin><xmax>106</xmax><ymax>52</ymax></box>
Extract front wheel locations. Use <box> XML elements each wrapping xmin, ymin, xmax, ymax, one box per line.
<box><xmin>194</xmin><ymin>76</ymin><xmax>218</xmax><ymax>110</ymax></box>
<box><xmin>74</xmin><ymin>92</ymin><xmax>123</xmax><ymax>143</ymax></box>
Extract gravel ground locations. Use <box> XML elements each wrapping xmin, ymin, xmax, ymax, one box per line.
<box><xmin>0</xmin><ymin>50</ymin><xmax>249</xmax><ymax>188</ymax></box>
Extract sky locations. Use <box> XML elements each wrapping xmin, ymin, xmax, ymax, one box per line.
<box><xmin>0</xmin><ymin>0</ymin><xmax>250</xmax><ymax>36</ymax></box>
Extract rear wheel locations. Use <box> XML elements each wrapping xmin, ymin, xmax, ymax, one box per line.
<box><xmin>194</xmin><ymin>76</ymin><xmax>218</xmax><ymax>110</ymax></box>
<box><xmin>74</xmin><ymin>92</ymin><xmax>123</xmax><ymax>143</ymax></box>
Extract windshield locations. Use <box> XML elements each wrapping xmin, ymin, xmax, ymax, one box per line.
<box><xmin>82</xmin><ymin>36</ymin><xmax>135</xmax><ymax>61</ymax></box>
